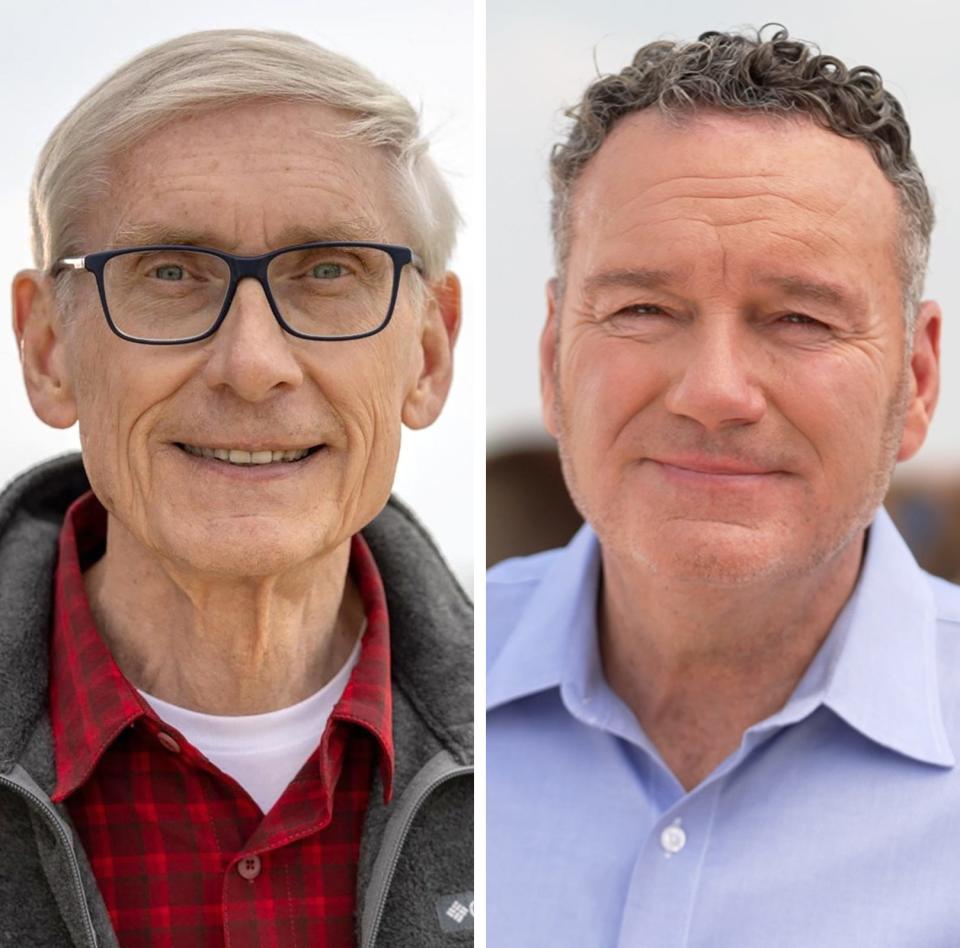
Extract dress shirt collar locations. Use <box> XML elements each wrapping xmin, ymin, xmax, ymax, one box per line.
<box><xmin>817</xmin><ymin>508</ymin><xmax>953</xmax><ymax>766</ymax></box>
<box><xmin>487</xmin><ymin>507</ymin><xmax>954</xmax><ymax>769</ymax></box>
<box><xmin>50</xmin><ymin>490</ymin><xmax>395</xmax><ymax>803</ymax></box>
<box><xmin>487</xmin><ymin>523</ymin><xmax>600</xmax><ymax>710</ymax></box>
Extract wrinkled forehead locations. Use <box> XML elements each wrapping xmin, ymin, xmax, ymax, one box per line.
<box><xmin>567</xmin><ymin>108</ymin><xmax>902</xmax><ymax>276</ymax></box>
<box><xmin>81</xmin><ymin>100</ymin><xmax>404</xmax><ymax>253</ymax></box>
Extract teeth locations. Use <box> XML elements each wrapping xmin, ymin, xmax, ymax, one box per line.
<box><xmin>180</xmin><ymin>444</ymin><xmax>311</xmax><ymax>464</ymax></box>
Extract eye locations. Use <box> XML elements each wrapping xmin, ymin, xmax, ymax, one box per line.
<box><xmin>311</xmin><ymin>262</ymin><xmax>345</xmax><ymax>279</ymax></box>
<box><xmin>778</xmin><ymin>312</ymin><xmax>826</xmax><ymax>329</ymax></box>
<box><xmin>611</xmin><ymin>303</ymin><xmax>667</xmax><ymax>319</ymax></box>
<box><xmin>153</xmin><ymin>264</ymin><xmax>185</xmax><ymax>281</ymax></box>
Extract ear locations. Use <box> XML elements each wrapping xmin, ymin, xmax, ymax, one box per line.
<box><xmin>540</xmin><ymin>278</ymin><xmax>561</xmax><ymax>438</ymax></box>
<box><xmin>401</xmin><ymin>272</ymin><xmax>461</xmax><ymax>430</ymax></box>
<box><xmin>11</xmin><ymin>270</ymin><xmax>78</xmax><ymax>429</ymax></box>
<box><xmin>897</xmin><ymin>299</ymin><xmax>940</xmax><ymax>462</ymax></box>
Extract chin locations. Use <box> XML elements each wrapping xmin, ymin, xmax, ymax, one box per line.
<box><xmin>613</xmin><ymin>516</ymin><xmax>799</xmax><ymax>587</ymax></box>
<box><xmin>653</xmin><ymin>543</ymin><xmax>790</xmax><ymax>587</ymax></box>
<box><xmin>158</xmin><ymin>518</ymin><xmax>328</xmax><ymax>579</ymax></box>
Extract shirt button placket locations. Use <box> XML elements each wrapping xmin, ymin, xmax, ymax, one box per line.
<box><xmin>617</xmin><ymin>785</ymin><xmax>723</xmax><ymax>948</ymax></box>
<box><xmin>225</xmin><ymin>853</ymin><xmax>266</xmax><ymax>948</ymax></box>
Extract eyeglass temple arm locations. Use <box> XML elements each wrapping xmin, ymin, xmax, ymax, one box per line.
<box><xmin>52</xmin><ymin>256</ymin><xmax>86</xmax><ymax>275</ymax></box>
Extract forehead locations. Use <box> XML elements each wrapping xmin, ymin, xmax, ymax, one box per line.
<box><xmin>568</xmin><ymin>109</ymin><xmax>901</xmax><ymax>284</ymax></box>
<box><xmin>87</xmin><ymin>100</ymin><xmax>397</xmax><ymax>251</ymax></box>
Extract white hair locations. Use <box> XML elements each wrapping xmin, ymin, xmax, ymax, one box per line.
<box><xmin>31</xmin><ymin>28</ymin><xmax>459</xmax><ymax>281</ymax></box>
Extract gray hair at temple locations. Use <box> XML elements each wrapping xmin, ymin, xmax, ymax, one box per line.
<box><xmin>31</xmin><ymin>28</ymin><xmax>459</xmax><ymax>289</ymax></box>
<box><xmin>550</xmin><ymin>26</ymin><xmax>933</xmax><ymax>330</ymax></box>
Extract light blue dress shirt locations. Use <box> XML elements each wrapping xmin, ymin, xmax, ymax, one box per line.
<box><xmin>487</xmin><ymin>508</ymin><xmax>960</xmax><ymax>947</ymax></box>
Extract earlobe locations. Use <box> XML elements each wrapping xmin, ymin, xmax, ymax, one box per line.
<box><xmin>540</xmin><ymin>279</ymin><xmax>561</xmax><ymax>438</ymax></box>
<box><xmin>401</xmin><ymin>272</ymin><xmax>461</xmax><ymax>430</ymax></box>
<box><xmin>12</xmin><ymin>269</ymin><xmax>78</xmax><ymax>429</ymax></box>
<box><xmin>896</xmin><ymin>300</ymin><xmax>941</xmax><ymax>463</ymax></box>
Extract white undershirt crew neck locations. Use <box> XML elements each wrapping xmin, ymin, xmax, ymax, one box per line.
<box><xmin>138</xmin><ymin>630</ymin><xmax>363</xmax><ymax>814</ymax></box>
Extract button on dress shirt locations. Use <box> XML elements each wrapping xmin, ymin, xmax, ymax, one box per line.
<box><xmin>50</xmin><ymin>491</ymin><xmax>394</xmax><ymax>948</ymax></box>
<box><xmin>488</xmin><ymin>507</ymin><xmax>960</xmax><ymax>948</ymax></box>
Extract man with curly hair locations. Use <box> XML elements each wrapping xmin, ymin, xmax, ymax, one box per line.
<box><xmin>488</xmin><ymin>27</ymin><xmax>959</xmax><ymax>946</ymax></box>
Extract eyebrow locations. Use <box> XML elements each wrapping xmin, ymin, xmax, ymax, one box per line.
<box><xmin>582</xmin><ymin>268</ymin><xmax>680</xmax><ymax>296</ymax></box>
<box><xmin>753</xmin><ymin>273</ymin><xmax>856</xmax><ymax>309</ymax></box>
<box><xmin>583</xmin><ymin>268</ymin><xmax>858</xmax><ymax>311</ymax></box>
<box><xmin>106</xmin><ymin>217</ymin><xmax>383</xmax><ymax>251</ymax></box>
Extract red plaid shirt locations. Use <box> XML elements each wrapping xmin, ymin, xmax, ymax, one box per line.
<box><xmin>49</xmin><ymin>492</ymin><xmax>394</xmax><ymax>948</ymax></box>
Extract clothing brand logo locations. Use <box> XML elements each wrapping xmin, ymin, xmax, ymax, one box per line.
<box><xmin>436</xmin><ymin>892</ymin><xmax>475</xmax><ymax>933</ymax></box>
<box><xmin>446</xmin><ymin>901</ymin><xmax>469</xmax><ymax>923</ymax></box>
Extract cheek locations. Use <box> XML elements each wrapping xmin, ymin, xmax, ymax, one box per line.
<box><xmin>71</xmin><ymin>338</ymin><xmax>187</xmax><ymax>505</ymax></box>
<box><xmin>775</xmin><ymin>354</ymin><xmax>895</xmax><ymax>478</ymax></box>
<box><xmin>325</xmin><ymin>363</ymin><xmax>407</xmax><ymax>524</ymax></box>
<box><xmin>324</xmin><ymin>345</ymin><xmax>409</xmax><ymax>455</ymax></box>
<box><xmin>71</xmin><ymin>339</ymin><xmax>126</xmax><ymax>469</ymax></box>
<box><xmin>562</xmin><ymin>335</ymin><xmax>666</xmax><ymax>447</ymax></box>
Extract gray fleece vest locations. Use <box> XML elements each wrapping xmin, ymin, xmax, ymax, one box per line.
<box><xmin>0</xmin><ymin>454</ymin><xmax>473</xmax><ymax>947</ymax></box>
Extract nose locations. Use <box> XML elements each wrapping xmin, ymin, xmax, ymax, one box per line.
<box><xmin>201</xmin><ymin>277</ymin><xmax>304</xmax><ymax>401</ymax></box>
<box><xmin>663</xmin><ymin>317</ymin><xmax>766</xmax><ymax>432</ymax></box>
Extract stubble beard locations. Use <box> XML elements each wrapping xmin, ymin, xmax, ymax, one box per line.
<box><xmin>552</xmin><ymin>355</ymin><xmax>912</xmax><ymax>589</ymax></box>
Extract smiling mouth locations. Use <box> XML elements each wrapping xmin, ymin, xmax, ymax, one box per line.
<box><xmin>175</xmin><ymin>443</ymin><xmax>323</xmax><ymax>465</ymax></box>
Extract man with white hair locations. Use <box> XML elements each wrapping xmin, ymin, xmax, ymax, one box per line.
<box><xmin>488</xmin><ymin>26</ymin><xmax>960</xmax><ymax>946</ymax></box>
<box><xmin>1</xmin><ymin>29</ymin><xmax>471</xmax><ymax>948</ymax></box>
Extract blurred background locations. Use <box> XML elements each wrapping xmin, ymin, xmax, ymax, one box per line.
<box><xmin>487</xmin><ymin>0</ymin><xmax>960</xmax><ymax>582</ymax></box>
<box><xmin>1</xmin><ymin>0</ymin><xmax>475</xmax><ymax>591</ymax></box>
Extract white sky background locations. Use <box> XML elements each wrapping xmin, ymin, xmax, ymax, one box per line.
<box><xmin>0</xmin><ymin>0</ymin><xmax>474</xmax><ymax>588</ymax></box>
<box><xmin>487</xmin><ymin>0</ymin><xmax>959</xmax><ymax>476</ymax></box>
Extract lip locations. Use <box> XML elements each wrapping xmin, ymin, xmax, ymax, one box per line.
<box><xmin>170</xmin><ymin>442</ymin><xmax>326</xmax><ymax>481</ymax></box>
<box><xmin>175</xmin><ymin>441</ymin><xmax>321</xmax><ymax>453</ymax></box>
<box><xmin>650</xmin><ymin>456</ymin><xmax>781</xmax><ymax>476</ymax></box>
<box><xmin>648</xmin><ymin>458</ymin><xmax>786</xmax><ymax>489</ymax></box>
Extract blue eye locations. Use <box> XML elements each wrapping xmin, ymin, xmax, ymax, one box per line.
<box><xmin>154</xmin><ymin>265</ymin><xmax>184</xmax><ymax>281</ymax></box>
<box><xmin>312</xmin><ymin>263</ymin><xmax>344</xmax><ymax>279</ymax></box>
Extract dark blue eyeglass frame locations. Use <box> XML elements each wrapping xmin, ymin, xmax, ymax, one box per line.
<box><xmin>53</xmin><ymin>241</ymin><xmax>424</xmax><ymax>346</ymax></box>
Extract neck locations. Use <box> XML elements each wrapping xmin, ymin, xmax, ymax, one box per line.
<box><xmin>599</xmin><ymin>531</ymin><xmax>865</xmax><ymax>790</ymax></box>
<box><xmin>84</xmin><ymin>514</ymin><xmax>364</xmax><ymax>715</ymax></box>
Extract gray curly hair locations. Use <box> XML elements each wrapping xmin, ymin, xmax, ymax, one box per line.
<box><xmin>550</xmin><ymin>26</ymin><xmax>933</xmax><ymax>327</ymax></box>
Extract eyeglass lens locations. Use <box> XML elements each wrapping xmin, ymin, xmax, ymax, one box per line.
<box><xmin>101</xmin><ymin>245</ymin><xmax>396</xmax><ymax>341</ymax></box>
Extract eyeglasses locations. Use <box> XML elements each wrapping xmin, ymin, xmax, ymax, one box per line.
<box><xmin>53</xmin><ymin>242</ymin><xmax>424</xmax><ymax>345</ymax></box>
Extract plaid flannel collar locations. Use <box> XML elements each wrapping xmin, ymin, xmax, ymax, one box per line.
<box><xmin>49</xmin><ymin>490</ymin><xmax>394</xmax><ymax>802</ymax></box>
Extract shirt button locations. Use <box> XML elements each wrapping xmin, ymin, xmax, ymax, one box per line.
<box><xmin>237</xmin><ymin>855</ymin><xmax>262</xmax><ymax>881</ymax></box>
<box><xmin>660</xmin><ymin>823</ymin><xmax>687</xmax><ymax>855</ymax></box>
<box><xmin>157</xmin><ymin>732</ymin><xmax>180</xmax><ymax>754</ymax></box>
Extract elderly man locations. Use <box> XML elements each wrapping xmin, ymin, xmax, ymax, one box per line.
<box><xmin>2</xmin><ymin>29</ymin><xmax>472</xmax><ymax>948</ymax></box>
<box><xmin>488</xmin><ymin>27</ymin><xmax>960</xmax><ymax>947</ymax></box>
